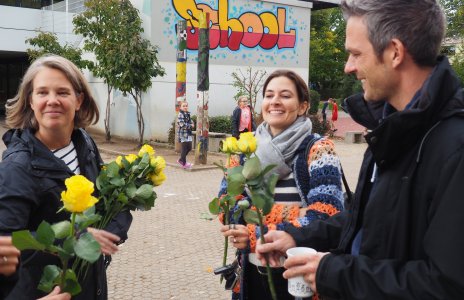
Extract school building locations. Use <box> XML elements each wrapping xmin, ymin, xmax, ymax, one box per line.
<box><xmin>0</xmin><ymin>0</ymin><xmax>340</xmax><ymax>140</ymax></box>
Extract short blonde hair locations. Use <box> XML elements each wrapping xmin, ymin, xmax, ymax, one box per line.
<box><xmin>238</xmin><ymin>96</ymin><xmax>248</xmax><ymax>103</ymax></box>
<box><xmin>6</xmin><ymin>55</ymin><xmax>99</xmax><ymax>130</ymax></box>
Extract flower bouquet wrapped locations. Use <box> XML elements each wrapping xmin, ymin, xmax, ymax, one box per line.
<box><xmin>209</xmin><ymin>132</ymin><xmax>279</xmax><ymax>300</ymax></box>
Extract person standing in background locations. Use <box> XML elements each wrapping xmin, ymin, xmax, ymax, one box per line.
<box><xmin>231</xmin><ymin>96</ymin><xmax>255</xmax><ymax>139</ymax></box>
<box><xmin>321</xmin><ymin>99</ymin><xmax>329</xmax><ymax>124</ymax></box>
<box><xmin>329</xmin><ymin>98</ymin><xmax>338</xmax><ymax>132</ymax></box>
<box><xmin>177</xmin><ymin>101</ymin><xmax>194</xmax><ymax>169</ymax></box>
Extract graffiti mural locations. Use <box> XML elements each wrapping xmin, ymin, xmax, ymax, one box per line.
<box><xmin>172</xmin><ymin>0</ymin><xmax>296</xmax><ymax>51</ymax></box>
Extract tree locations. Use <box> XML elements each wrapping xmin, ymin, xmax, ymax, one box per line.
<box><xmin>440</xmin><ymin>0</ymin><xmax>464</xmax><ymax>39</ymax></box>
<box><xmin>308</xmin><ymin>8</ymin><xmax>357</xmax><ymax>100</ymax></box>
<box><xmin>116</xmin><ymin>36</ymin><xmax>165</xmax><ymax>146</ymax></box>
<box><xmin>26</xmin><ymin>32</ymin><xmax>91</xmax><ymax>69</ymax></box>
<box><xmin>74</xmin><ymin>0</ymin><xmax>141</xmax><ymax>141</ymax></box>
<box><xmin>231</xmin><ymin>67</ymin><xmax>267</xmax><ymax>119</ymax></box>
<box><xmin>440</xmin><ymin>0</ymin><xmax>464</xmax><ymax>84</ymax></box>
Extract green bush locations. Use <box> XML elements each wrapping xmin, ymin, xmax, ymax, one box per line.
<box><xmin>309</xmin><ymin>114</ymin><xmax>330</xmax><ymax>136</ymax></box>
<box><xmin>210</xmin><ymin>115</ymin><xmax>232</xmax><ymax>134</ymax></box>
<box><xmin>309</xmin><ymin>89</ymin><xmax>321</xmax><ymax>115</ymax></box>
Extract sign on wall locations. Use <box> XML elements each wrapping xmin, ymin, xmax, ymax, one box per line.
<box><xmin>155</xmin><ymin>0</ymin><xmax>310</xmax><ymax>67</ymax></box>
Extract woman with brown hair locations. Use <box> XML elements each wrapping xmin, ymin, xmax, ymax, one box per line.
<box><xmin>219</xmin><ymin>70</ymin><xmax>344</xmax><ymax>299</ymax></box>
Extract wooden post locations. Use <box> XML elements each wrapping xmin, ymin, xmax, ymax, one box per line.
<box><xmin>195</xmin><ymin>12</ymin><xmax>210</xmax><ymax>164</ymax></box>
<box><xmin>175</xmin><ymin>20</ymin><xmax>187</xmax><ymax>152</ymax></box>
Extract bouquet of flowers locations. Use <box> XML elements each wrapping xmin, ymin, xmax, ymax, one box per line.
<box><xmin>209</xmin><ymin>132</ymin><xmax>279</xmax><ymax>300</ymax></box>
<box><xmin>95</xmin><ymin>144</ymin><xmax>166</xmax><ymax>230</ymax></box>
<box><xmin>12</xmin><ymin>144</ymin><xmax>166</xmax><ymax>296</ymax></box>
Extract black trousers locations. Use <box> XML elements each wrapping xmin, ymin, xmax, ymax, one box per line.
<box><xmin>179</xmin><ymin>141</ymin><xmax>192</xmax><ymax>164</ymax></box>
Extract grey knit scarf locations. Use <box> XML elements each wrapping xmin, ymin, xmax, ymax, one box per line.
<box><xmin>255</xmin><ymin>116</ymin><xmax>312</xmax><ymax>179</ymax></box>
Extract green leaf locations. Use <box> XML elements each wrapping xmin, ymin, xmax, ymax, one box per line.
<box><xmin>62</xmin><ymin>269</ymin><xmax>82</xmax><ymax>296</ymax></box>
<box><xmin>51</xmin><ymin>221</ymin><xmax>71</xmax><ymax>239</ymax></box>
<box><xmin>266</xmin><ymin>173</ymin><xmax>279</xmax><ymax>195</ymax></box>
<box><xmin>209</xmin><ymin>198</ymin><xmax>220</xmax><ymax>215</ymax></box>
<box><xmin>227</xmin><ymin>165</ymin><xmax>244</xmax><ymax>176</ymax></box>
<box><xmin>109</xmin><ymin>177</ymin><xmax>125</xmax><ymax>187</ymax></box>
<box><xmin>242</xmin><ymin>157</ymin><xmax>261</xmax><ymax>180</ymax></box>
<box><xmin>126</xmin><ymin>183</ymin><xmax>137</xmax><ymax>198</ymax></box>
<box><xmin>227</xmin><ymin>173</ymin><xmax>246</xmax><ymax>196</ymax></box>
<box><xmin>63</xmin><ymin>236</ymin><xmax>75</xmax><ymax>252</ymax></box>
<box><xmin>36</xmin><ymin>221</ymin><xmax>55</xmax><ymax>247</ymax></box>
<box><xmin>74</xmin><ymin>233</ymin><xmax>101</xmax><ymax>263</ymax></box>
<box><xmin>106</xmin><ymin>162</ymin><xmax>120</xmax><ymax>178</ymax></box>
<box><xmin>250</xmin><ymin>192</ymin><xmax>266</xmax><ymax>210</ymax></box>
<box><xmin>243</xmin><ymin>209</ymin><xmax>260</xmax><ymax>224</ymax></box>
<box><xmin>117</xmin><ymin>193</ymin><xmax>129</xmax><ymax>204</ymax></box>
<box><xmin>75</xmin><ymin>207</ymin><xmax>101</xmax><ymax>230</ymax></box>
<box><xmin>12</xmin><ymin>230</ymin><xmax>46</xmax><ymax>251</ymax></box>
<box><xmin>38</xmin><ymin>265</ymin><xmax>61</xmax><ymax>293</ymax></box>
<box><xmin>262</xmin><ymin>195</ymin><xmax>275</xmax><ymax>215</ymax></box>
<box><xmin>135</xmin><ymin>184</ymin><xmax>154</xmax><ymax>200</ymax></box>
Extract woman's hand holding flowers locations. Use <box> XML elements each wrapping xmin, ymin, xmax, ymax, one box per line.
<box><xmin>220</xmin><ymin>224</ymin><xmax>249</xmax><ymax>250</ymax></box>
<box><xmin>86</xmin><ymin>228</ymin><xmax>120</xmax><ymax>255</ymax></box>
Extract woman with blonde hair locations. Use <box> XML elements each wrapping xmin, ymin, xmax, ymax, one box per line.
<box><xmin>0</xmin><ymin>55</ymin><xmax>132</xmax><ymax>299</ymax></box>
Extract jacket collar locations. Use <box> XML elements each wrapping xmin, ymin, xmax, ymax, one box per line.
<box><xmin>344</xmin><ymin>56</ymin><xmax>464</xmax><ymax>169</ymax></box>
<box><xmin>2</xmin><ymin>128</ymin><xmax>94</xmax><ymax>178</ymax></box>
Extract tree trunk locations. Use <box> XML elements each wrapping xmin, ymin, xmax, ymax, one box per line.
<box><xmin>132</xmin><ymin>91</ymin><xmax>144</xmax><ymax>146</ymax></box>
<box><xmin>104</xmin><ymin>85</ymin><xmax>112</xmax><ymax>141</ymax></box>
<box><xmin>175</xmin><ymin>19</ymin><xmax>187</xmax><ymax>152</ymax></box>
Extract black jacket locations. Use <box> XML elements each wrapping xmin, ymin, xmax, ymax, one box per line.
<box><xmin>0</xmin><ymin>128</ymin><xmax>132</xmax><ymax>300</ymax></box>
<box><xmin>231</xmin><ymin>105</ymin><xmax>256</xmax><ymax>138</ymax></box>
<box><xmin>286</xmin><ymin>57</ymin><xmax>464</xmax><ymax>299</ymax></box>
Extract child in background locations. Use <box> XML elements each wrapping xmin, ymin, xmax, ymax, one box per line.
<box><xmin>329</xmin><ymin>98</ymin><xmax>338</xmax><ymax>133</ymax></box>
<box><xmin>177</xmin><ymin>101</ymin><xmax>194</xmax><ymax>169</ymax></box>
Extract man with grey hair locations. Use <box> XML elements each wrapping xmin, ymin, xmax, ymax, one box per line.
<box><xmin>256</xmin><ymin>0</ymin><xmax>464</xmax><ymax>298</ymax></box>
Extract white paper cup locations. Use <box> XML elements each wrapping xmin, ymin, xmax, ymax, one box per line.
<box><xmin>285</xmin><ymin>247</ymin><xmax>316</xmax><ymax>298</ymax></box>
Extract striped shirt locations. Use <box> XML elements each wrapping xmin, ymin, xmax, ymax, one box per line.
<box><xmin>274</xmin><ymin>172</ymin><xmax>301</xmax><ymax>204</ymax></box>
<box><xmin>53</xmin><ymin>141</ymin><xmax>81</xmax><ymax>174</ymax></box>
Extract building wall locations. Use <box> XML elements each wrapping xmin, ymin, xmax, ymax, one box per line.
<box><xmin>0</xmin><ymin>0</ymin><xmax>314</xmax><ymax>141</ymax></box>
<box><xmin>93</xmin><ymin>0</ymin><xmax>313</xmax><ymax>141</ymax></box>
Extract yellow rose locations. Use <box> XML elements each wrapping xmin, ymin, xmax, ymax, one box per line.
<box><xmin>150</xmin><ymin>156</ymin><xmax>166</xmax><ymax>174</ymax></box>
<box><xmin>60</xmin><ymin>175</ymin><xmax>99</xmax><ymax>213</ymax></box>
<box><xmin>125</xmin><ymin>154</ymin><xmax>138</xmax><ymax>164</ymax></box>
<box><xmin>222</xmin><ymin>137</ymin><xmax>239</xmax><ymax>153</ymax></box>
<box><xmin>115</xmin><ymin>156</ymin><xmax>123</xmax><ymax>168</ymax></box>
<box><xmin>138</xmin><ymin>144</ymin><xmax>155</xmax><ymax>158</ymax></box>
<box><xmin>237</xmin><ymin>132</ymin><xmax>257</xmax><ymax>154</ymax></box>
<box><xmin>149</xmin><ymin>171</ymin><xmax>166</xmax><ymax>186</ymax></box>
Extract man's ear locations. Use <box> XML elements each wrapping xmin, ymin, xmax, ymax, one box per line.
<box><xmin>389</xmin><ymin>38</ymin><xmax>406</xmax><ymax>69</ymax></box>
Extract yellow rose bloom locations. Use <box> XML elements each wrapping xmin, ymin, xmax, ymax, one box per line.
<box><xmin>60</xmin><ymin>175</ymin><xmax>99</xmax><ymax>213</ymax></box>
<box><xmin>222</xmin><ymin>137</ymin><xmax>239</xmax><ymax>153</ymax></box>
<box><xmin>150</xmin><ymin>156</ymin><xmax>166</xmax><ymax>174</ymax></box>
<box><xmin>138</xmin><ymin>144</ymin><xmax>155</xmax><ymax>158</ymax></box>
<box><xmin>115</xmin><ymin>156</ymin><xmax>123</xmax><ymax>168</ymax></box>
<box><xmin>149</xmin><ymin>171</ymin><xmax>166</xmax><ymax>186</ymax></box>
<box><xmin>237</xmin><ymin>132</ymin><xmax>257</xmax><ymax>154</ymax></box>
<box><xmin>125</xmin><ymin>154</ymin><xmax>138</xmax><ymax>164</ymax></box>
